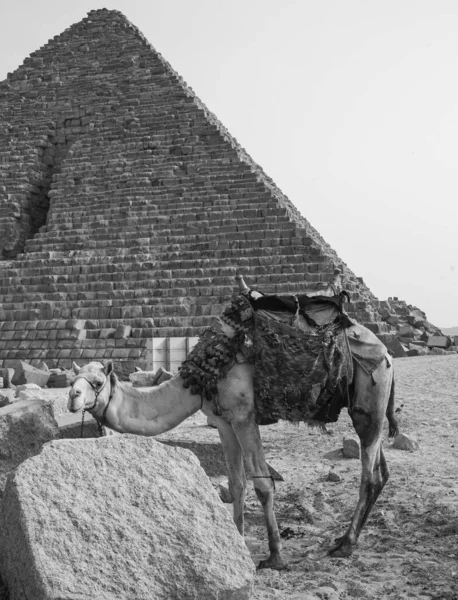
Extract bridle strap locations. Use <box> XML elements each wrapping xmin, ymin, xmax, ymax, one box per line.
<box><xmin>77</xmin><ymin>373</ymin><xmax>115</xmax><ymax>437</ymax></box>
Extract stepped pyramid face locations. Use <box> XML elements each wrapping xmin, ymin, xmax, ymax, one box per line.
<box><xmin>0</xmin><ymin>9</ymin><xmax>384</xmax><ymax>371</ymax></box>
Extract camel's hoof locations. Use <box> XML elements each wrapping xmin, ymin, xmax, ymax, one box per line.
<box><xmin>328</xmin><ymin>538</ymin><xmax>354</xmax><ymax>558</ymax></box>
<box><xmin>257</xmin><ymin>555</ymin><xmax>288</xmax><ymax>571</ymax></box>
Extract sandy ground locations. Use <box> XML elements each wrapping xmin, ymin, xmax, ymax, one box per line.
<box><xmin>160</xmin><ymin>355</ymin><xmax>458</xmax><ymax>600</ymax></box>
<box><xmin>2</xmin><ymin>355</ymin><xmax>458</xmax><ymax>599</ymax></box>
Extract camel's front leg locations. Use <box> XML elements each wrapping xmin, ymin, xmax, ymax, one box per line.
<box><xmin>212</xmin><ymin>415</ymin><xmax>247</xmax><ymax>534</ymax></box>
<box><xmin>231</xmin><ymin>419</ymin><xmax>286</xmax><ymax>570</ymax></box>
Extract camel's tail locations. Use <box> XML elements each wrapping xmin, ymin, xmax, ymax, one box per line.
<box><xmin>386</xmin><ymin>376</ymin><xmax>399</xmax><ymax>438</ymax></box>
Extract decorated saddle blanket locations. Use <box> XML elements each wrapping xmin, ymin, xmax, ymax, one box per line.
<box><xmin>180</xmin><ymin>292</ymin><xmax>388</xmax><ymax>425</ymax></box>
<box><xmin>252</xmin><ymin>308</ymin><xmax>353</xmax><ymax>424</ymax></box>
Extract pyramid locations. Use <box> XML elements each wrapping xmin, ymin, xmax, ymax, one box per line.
<box><xmin>0</xmin><ymin>9</ymin><xmax>387</xmax><ymax>372</ymax></box>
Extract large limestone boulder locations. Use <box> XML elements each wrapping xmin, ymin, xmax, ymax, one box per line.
<box><xmin>0</xmin><ymin>435</ymin><xmax>254</xmax><ymax>600</ymax></box>
<box><xmin>11</xmin><ymin>361</ymin><xmax>50</xmax><ymax>387</ymax></box>
<box><xmin>0</xmin><ymin>399</ymin><xmax>58</xmax><ymax>492</ymax></box>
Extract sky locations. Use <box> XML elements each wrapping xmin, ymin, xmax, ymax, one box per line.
<box><xmin>1</xmin><ymin>0</ymin><xmax>457</xmax><ymax>327</ymax></box>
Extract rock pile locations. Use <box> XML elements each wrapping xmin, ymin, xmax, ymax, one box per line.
<box><xmin>2</xmin><ymin>362</ymin><xmax>73</xmax><ymax>390</ymax></box>
<box><xmin>378</xmin><ymin>297</ymin><xmax>455</xmax><ymax>358</ymax></box>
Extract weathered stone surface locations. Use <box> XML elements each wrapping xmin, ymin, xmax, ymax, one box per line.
<box><xmin>0</xmin><ymin>436</ymin><xmax>254</xmax><ymax>600</ymax></box>
<box><xmin>326</xmin><ymin>470</ymin><xmax>343</xmax><ymax>482</ymax></box>
<box><xmin>386</xmin><ymin>314</ymin><xmax>400</xmax><ymax>326</ymax></box>
<box><xmin>129</xmin><ymin>367</ymin><xmax>173</xmax><ymax>387</ymax></box>
<box><xmin>408</xmin><ymin>345</ymin><xmax>429</xmax><ymax>356</ymax></box>
<box><xmin>384</xmin><ymin>337</ymin><xmax>407</xmax><ymax>358</ymax></box>
<box><xmin>392</xmin><ymin>433</ymin><xmax>419</xmax><ymax>452</ymax></box>
<box><xmin>0</xmin><ymin>395</ymin><xmax>10</xmax><ymax>408</ymax></box>
<box><xmin>342</xmin><ymin>435</ymin><xmax>361</xmax><ymax>459</ymax></box>
<box><xmin>11</xmin><ymin>362</ymin><xmax>50</xmax><ymax>387</ymax></box>
<box><xmin>427</xmin><ymin>336</ymin><xmax>450</xmax><ymax>349</ymax></box>
<box><xmin>0</xmin><ymin>399</ymin><xmax>58</xmax><ymax>492</ymax></box>
<box><xmin>114</xmin><ymin>325</ymin><xmax>132</xmax><ymax>339</ymax></box>
<box><xmin>398</xmin><ymin>324</ymin><xmax>416</xmax><ymax>338</ymax></box>
<box><xmin>406</xmin><ymin>348</ymin><xmax>419</xmax><ymax>357</ymax></box>
<box><xmin>0</xmin><ymin>9</ymin><xmax>387</xmax><ymax>371</ymax></box>
<box><xmin>2</xmin><ymin>369</ymin><xmax>14</xmax><ymax>389</ymax></box>
<box><xmin>430</xmin><ymin>347</ymin><xmax>448</xmax><ymax>355</ymax></box>
<box><xmin>14</xmin><ymin>383</ymin><xmax>42</xmax><ymax>396</ymax></box>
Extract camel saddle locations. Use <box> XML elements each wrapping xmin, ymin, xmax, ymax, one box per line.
<box><xmin>181</xmin><ymin>284</ymin><xmax>388</xmax><ymax>427</ymax></box>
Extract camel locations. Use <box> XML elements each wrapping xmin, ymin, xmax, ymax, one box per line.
<box><xmin>68</xmin><ymin>276</ymin><xmax>398</xmax><ymax>570</ymax></box>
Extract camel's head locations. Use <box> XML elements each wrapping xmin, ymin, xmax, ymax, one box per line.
<box><xmin>67</xmin><ymin>361</ymin><xmax>114</xmax><ymax>413</ymax></box>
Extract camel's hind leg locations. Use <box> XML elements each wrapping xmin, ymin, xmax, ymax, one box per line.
<box><xmin>330</xmin><ymin>359</ymin><xmax>393</xmax><ymax>557</ymax></box>
<box><xmin>231</xmin><ymin>418</ymin><xmax>286</xmax><ymax>570</ymax></box>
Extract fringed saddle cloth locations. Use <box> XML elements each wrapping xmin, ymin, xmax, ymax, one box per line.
<box><xmin>180</xmin><ymin>291</ymin><xmax>358</xmax><ymax>425</ymax></box>
<box><xmin>250</xmin><ymin>293</ymin><xmax>353</xmax><ymax>425</ymax></box>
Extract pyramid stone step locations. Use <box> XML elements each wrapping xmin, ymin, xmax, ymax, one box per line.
<box><xmin>0</xmin><ymin>8</ymin><xmax>384</xmax><ymax>369</ymax></box>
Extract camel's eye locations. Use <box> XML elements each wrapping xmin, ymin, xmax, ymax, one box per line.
<box><xmin>94</xmin><ymin>379</ymin><xmax>103</xmax><ymax>388</ymax></box>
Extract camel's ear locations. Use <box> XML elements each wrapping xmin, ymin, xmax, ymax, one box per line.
<box><xmin>135</xmin><ymin>366</ymin><xmax>143</xmax><ymax>372</ymax></box>
<box><xmin>72</xmin><ymin>362</ymin><xmax>81</xmax><ymax>374</ymax></box>
<box><xmin>103</xmin><ymin>360</ymin><xmax>113</xmax><ymax>376</ymax></box>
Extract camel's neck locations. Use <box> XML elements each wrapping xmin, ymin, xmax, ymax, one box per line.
<box><xmin>91</xmin><ymin>374</ymin><xmax>202</xmax><ymax>436</ymax></box>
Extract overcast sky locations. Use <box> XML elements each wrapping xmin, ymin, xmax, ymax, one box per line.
<box><xmin>1</xmin><ymin>0</ymin><xmax>457</xmax><ymax>327</ymax></box>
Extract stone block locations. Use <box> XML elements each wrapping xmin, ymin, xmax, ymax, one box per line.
<box><xmin>430</xmin><ymin>347</ymin><xmax>447</xmax><ymax>355</ymax></box>
<box><xmin>342</xmin><ymin>435</ymin><xmax>360</xmax><ymax>459</ymax></box>
<box><xmin>0</xmin><ymin>436</ymin><xmax>254</xmax><ymax>600</ymax></box>
<box><xmin>362</xmin><ymin>322</ymin><xmax>383</xmax><ymax>334</ymax></box>
<box><xmin>426</xmin><ymin>336</ymin><xmax>450</xmax><ymax>349</ymax></box>
<box><xmin>114</xmin><ymin>325</ymin><xmax>132</xmax><ymax>339</ymax></box>
<box><xmin>392</xmin><ymin>433</ymin><xmax>419</xmax><ymax>452</ymax></box>
<box><xmin>129</xmin><ymin>367</ymin><xmax>173</xmax><ymax>387</ymax></box>
<box><xmin>66</xmin><ymin>319</ymin><xmax>86</xmax><ymax>330</ymax></box>
<box><xmin>11</xmin><ymin>362</ymin><xmax>51</xmax><ymax>387</ymax></box>
<box><xmin>397</xmin><ymin>324</ymin><xmax>416</xmax><ymax>338</ymax></box>
<box><xmin>0</xmin><ymin>394</ymin><xmax>11</xmax><ymax>408</ymax></box>
<box><xmin>384</xmin><ymin>337</ymin><xmax>407</xmax><ymax>358</ymax></box>
<box><xmin>98</xmin><ymin>328</ymin><xmax>116</xmax><ymax>339</ymax></box>
<box><xmin>2</xmin><ymin>368</ymin><xmax>14</xmax><ymax>388</ymax></box>
<box><xmin>385</xmin><ymin>314</ymin><xmax>399</xmax><ymax>326</ymax></box>
<box><xmin>0</xmin><ymin>399</ymin><xmax>58</xmax><ymax>492</ymax></box>
<box><xmin>14</xmin><ymin>384</ymin><xmax>44</xmax><ymax>402</ymax></box>
<box><xmin>47</xmin><ymin>371</ymin><xmax>73</xmax><ymax>388</ymax></box>
<box><xmin>408</xmin><ymin>344</ymin><xmax>429</xmax><ymax>356</ymax></box>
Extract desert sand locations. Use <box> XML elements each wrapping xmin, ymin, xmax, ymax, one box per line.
<box><xmin>160</xmin><ymin>354</ymin><xmax>458</xmax><ymax>600</ymax></box>
<box><xmin>1</xmin><ymin>354</ymin><xmax>457</xmax><ymax>599</ymax></box>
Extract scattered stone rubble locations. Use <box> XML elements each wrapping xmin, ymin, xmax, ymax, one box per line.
<box><xmin>377</xmin><ymin>297</ymin><xmax>454</xmax><ymax>358</ymax></box>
